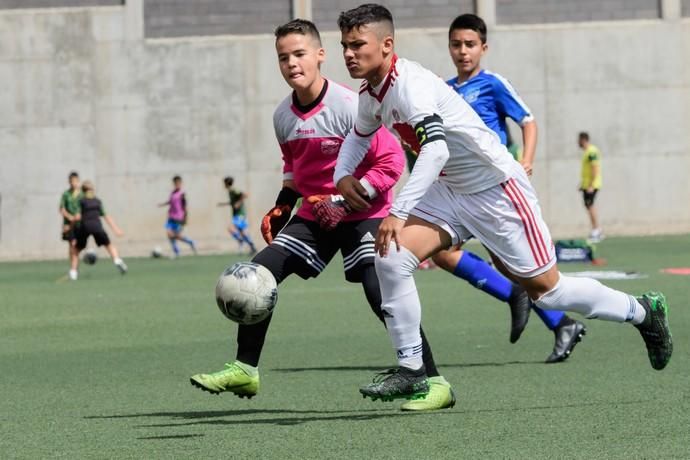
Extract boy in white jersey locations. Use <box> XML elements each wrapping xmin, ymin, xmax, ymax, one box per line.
<box><xmin>189</xmin><ymin>19</ymin><xmax>455</xmax><ymax>411</ymax></box>
<box><xmin>335</xmin><ymin>4</ymin><xmax>672</xmax><ymax>402</ymax></box>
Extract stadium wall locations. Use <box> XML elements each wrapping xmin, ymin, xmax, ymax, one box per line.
<box><xmin>0</xmin><ymin>5</ymin><xmax>689</xmax><ymax>261</ymax></box>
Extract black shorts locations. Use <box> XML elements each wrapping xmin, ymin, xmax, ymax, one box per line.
<box><xmin>254</xmin><ymin>215</ymin><xmax>378</xmax><ymax>283</ymax></box>
<box><xmin>582</xmin><ymin>189</ymin><xmax>598</xmax><ymax>207</ymax></box>
<box><xmin>76</xmin><ymin>226</ymin><xmax>110</xmax><ymax>250</ymax></box>
<box><xmin>62</xmin><ymin>226</ymin><xmax>76</xmax><ymax>242</ymax></box>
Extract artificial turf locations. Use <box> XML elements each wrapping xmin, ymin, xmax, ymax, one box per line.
<box><xmin>1</xmin><ymin>234</ymin><xmax>688</xmax><ymax>459</ymax></box>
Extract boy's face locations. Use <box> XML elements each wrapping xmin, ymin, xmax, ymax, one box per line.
<box><xmin>276</xmin><ymin>33</ymin><xmax>325</xmax><ymax>92</ymax></box>
<box><xmin>448</xmin><ymin>29</ymin><xmax>487</xmax><ymax>76</ymax></box>
<box><xmin>173</xmin><ymin>179</ymin><xmax>182</xmax><ymax>189</ymax></box>
<box><xmin>341</xmin><ymin>24</ymin><xmax>392</xmax><ymax>81</ymax></box>
<box><xmin>69</xmin><ymin>176</ymin><xmax>80</xmax><ymax>190</ymax></box>
<box><xmin>578</xmin><ymin>137</ymin><xmax>588</xmax><ymax>149</ymax></box>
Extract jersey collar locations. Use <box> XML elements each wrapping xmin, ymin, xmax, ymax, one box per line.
<box><xmin>453</xmin><ymin>68</ymin><xmax>485</xmax><ymax>88</ymax></box>
<box><xmin>361</xmin><ymin>54</ymin><xmax>398</xmax><ymax>103</ymax></box>
<box><xmin>290</xmin><ymin>78</ymin><xmax>328</xmax><ymax>120</ymax></box>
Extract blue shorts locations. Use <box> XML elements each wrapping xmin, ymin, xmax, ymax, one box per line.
<box><xmin>232</xmin><ymin>215</ymin><xmax>248</xmax><ymax>231</ymax></box>
<box><xmin>165</xmin><ymin>218</ymin><xmax>183</xmax><ymax>234</ymax></box>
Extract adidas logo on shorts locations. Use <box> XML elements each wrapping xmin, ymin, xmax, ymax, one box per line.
<box><xmin>360</xmin><ymin>232</ymin><xmax>375</xmax><ymax>243</ymax></box>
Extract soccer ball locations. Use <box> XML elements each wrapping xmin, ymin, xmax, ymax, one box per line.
<box><xmin>151</xmin><ymin>246</ymin><xmax>163</xmax><ymax>258</ymax></box>
<box><xmin>82</xmin><ymin>249</ymin><xmax>98</xmax><ymax>265</ymax></box>
<box><xmin>215</xmin><ymin>262</ymin><xmax>278</xmax><ymax>325</ymax></box>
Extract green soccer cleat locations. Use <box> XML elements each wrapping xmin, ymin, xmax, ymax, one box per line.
<box><xmin>359</xmin><ymin>366</ymin><xmax>429</xmax><ymax>402</ymax></box>
<box><xmin>400</xmin><ymin>376</ymin><xmax>456</xmax><ymax>411</ymax></box>
<box><xmin>635</xmin><ymin>292</ymin><xmax>673</xmax><ymax>370</ymax></box>
<box><xmin>190</xmin><ymin>361</ymin><xmax>259</xmax><ymax>398</ymax></box>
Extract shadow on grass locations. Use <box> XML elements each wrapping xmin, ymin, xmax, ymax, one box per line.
<box><xmin>272</xmin><ymin>360</ymin><xmax>544</xmax><ymax>373</ymax></box>
<box><xmin>136</xmin><ymin>410</ymin><xmax>431</xmax><ymax>427</ymax></box>
<box><xmin>86</xmin><ymin>408</ymin><xmax>383</xmax><ymax>420</ymax></box>
<box><xmin>137</xmin><ymin>434</ymin><xmax>205</xmax><ymax>440</ymax></box>
<box><xmin>131</xmin><ymin>398</ymin><xmax>651</xmax><ymax>428</ymax></box>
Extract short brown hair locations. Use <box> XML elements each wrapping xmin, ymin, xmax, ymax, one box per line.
<box><xmin>274</xmin><ymin>19</ymin><xmax>322</xmax><ymax>46</ymax></box>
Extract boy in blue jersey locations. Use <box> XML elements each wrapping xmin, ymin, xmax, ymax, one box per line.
<box><xmin>436</xmin><ymin>14</ymin><xmax>586</xmax><ymax>363</ymax></box>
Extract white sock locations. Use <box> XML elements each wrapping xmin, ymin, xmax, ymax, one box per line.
<box><xmin>68</xmin><ymin>269</ymin><xmax>78</xmax><ymax>280</ymax></box>
<box><xmin>535</xmin><ymin>274</ymin><xmax>646</xmax><ymax>324</ymax></box>
<box><xmin>235</xmin><ymin>360</ymin><xmax>259</xmax><ymax>377</ymax></box>
<box><xmin>114</xmin><ymin>258</ymin><xmax>123</xmax><ymax>265</ymax></box>
<box><xmin>374</xmin><ymin>244</ymin><xmax>423</xmax><ymax>369</ymax></box>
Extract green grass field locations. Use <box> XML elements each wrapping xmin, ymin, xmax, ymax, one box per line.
<box><xmin>1</xmin><ymin>235</ymin><xmax>689</xmax><ymax>459</ymax></box>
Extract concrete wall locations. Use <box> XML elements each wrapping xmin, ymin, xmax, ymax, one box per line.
<box><xmin>0</xmin><ymin>5</ymin><xmax>689</xmax><ymax>261</ymax></box>
<box><xmin>313</xmin><ymin>0</ymin><xmax>475</xmax><ymax>30</ymax></box>
<box><xmin>144</xmin><ymin>0</ymin><xmax>291</xmax><ymax>38</ymax></box>
<box><xmin>496</xmin><ymin>0</ymin><xmax>660</xmax><ymax>24</ymax></box>
<box><xmin>0</xmin><ymin>0</ymin><xmax>120</xmax><ymax>7</ymax></box>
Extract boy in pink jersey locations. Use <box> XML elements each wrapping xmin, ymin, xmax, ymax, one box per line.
<box><xmin>335</xmin><ymin>4</ymin><xmax>671</xmax><ymax>402</ymax></box>
<box><xmin>190</xmin><ymin>19</ymin><xmax>455</xmax><ymax>411</ymax></box>
<box><xmin>159</xmin><ymin>176</ymin><xmax>196</xmax><ymax>258</ymax></box>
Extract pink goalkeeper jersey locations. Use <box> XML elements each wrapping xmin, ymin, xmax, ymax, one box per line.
<box><xmin>168</xmin><ymin>189</ymin><xmax>186</xmax><ymax>221</ymax></box>
<box><xmin>273</xmin><ymin>79</ymin><xmax>404</xmax><ymax>222</ymax></box>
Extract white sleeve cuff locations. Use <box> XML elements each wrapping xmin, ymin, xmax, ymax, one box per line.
<box><xmin>359</xmin><ymin>178</ymin><xmax>378</xmax><ymax>199</ymax></box>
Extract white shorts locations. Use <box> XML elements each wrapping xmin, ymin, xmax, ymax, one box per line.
<box><xmin>410</xmin><ymin>168</ymin><xmax>556</xmax><ymax>278</ymax></box>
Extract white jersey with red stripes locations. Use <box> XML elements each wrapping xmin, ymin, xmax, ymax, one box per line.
<box><xmin>273</xmin><ymin>79</ymin><xmax>404</xmax><ymax>222</ymax></box>
<box><xmin>354</xmin><ymin>55</ymin><xmax>516</xmax><ymax>195</ymax></box>
<box><xmin>348</xmin><ymin>56</ymin><xmax>554</xmax><ymax>276</ymax></box>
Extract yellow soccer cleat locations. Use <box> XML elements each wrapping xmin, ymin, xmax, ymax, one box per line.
<box><xmin>190</xmin><ymin>361</ymin><xmax>259</xmax><ymax>399</ymax></box>
<box><xmin>400</xmin><ymin>376</ymin><xmax>456</xmax><ymax>411</ymax></box>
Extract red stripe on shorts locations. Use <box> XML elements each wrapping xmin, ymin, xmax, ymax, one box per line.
<box><xmin>501</xmin><ymin>181</ymin><xmax>545</xmax><ymax>266</ymax></box>
<box><xmin>506</xmin><ymin>179</ymin><xmax>549</xmax><ymax>265</ymax></box>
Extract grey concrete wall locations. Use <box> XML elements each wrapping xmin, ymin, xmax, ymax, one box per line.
<box><xmin>496</xmin><ymin>0</ymin><xmax>660</xmax><ymax>24</ymax></box>
<box><xmin>144</xmin><ymin>0</ymin><xmax>292</xmax><ymax>38</ymax></box>
<box><xmin>683</xmin><ymin>0</ymin><xmax>690</xmax><ymax>16</ymax></box>
<box><xmin>313</xmin><ymin>0</ymin><xmax>475</xmax><ymax>30</ymax></box>
<box><xmin>0</xmin><ymin>0</ymin><xmax>121</xmax><ymax>8</ymax></box>
<box><xmin>0</xmin><ymin>6</ymin><xmax>689</xmax><ymax>261</ymax></box>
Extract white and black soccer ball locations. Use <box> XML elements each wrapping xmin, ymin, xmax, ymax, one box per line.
<box><xmin>82</xmin><ymin>249</ymin><xmax>98</xmax><ymax>265</ymax></box>
<box><xmin>215</xmin><ymin>262</ymin><xmax>278</xmax><ymax>325</ymax></box>
<box><xmin>151</xmin><ymin>246</ymin><xmax>163</xmax><ymax>258</ymax></box>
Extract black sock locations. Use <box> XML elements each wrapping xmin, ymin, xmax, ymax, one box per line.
<box><xmin>555</xmin><ymin>315</ymin><xmax>575</xmax><ymax>330</ymax></box>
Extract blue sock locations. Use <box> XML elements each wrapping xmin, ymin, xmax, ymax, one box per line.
<box><xmin>532</xmin><ymin>305</ymin><xmax>566</xmax><ymax>330</ymax></box>
<box><xmin>181</xmin><ymin>237</ymin><xmax>195</xmax><ymax>248</ymax></box>
<box><xmin>169</xmin><ymin>238</ymin><xmax>180</xmax><ymax>255</ymax></box>
<box><xmin>242</xmin><ymin>234</ymin><xmax>256</xmax><ymax>251</ymax></box>
<box><xmin>452</xmin><ymin>251</ymin><xmax>513</xmax><ymax>302</ymax></box>
<box><xmin>231</xmin><ymin>231</ymin><xmax>243</xmax><ymax>245</ymax></box>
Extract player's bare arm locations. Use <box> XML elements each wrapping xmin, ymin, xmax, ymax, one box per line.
<box><xmin>104</xmin><ymin>215</ymin><xmax>124</xmax><ymax>237</ymax></box>
<box><xmin>521</xmin><ymin>119</ymin><xmax>537</xmax><ymax>176</ymax></box>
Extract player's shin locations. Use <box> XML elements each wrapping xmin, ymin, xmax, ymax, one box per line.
<box><xmin>374</xmin><ymin>245</ymin><xmax>424</xmax><ymax>370</ymax></box>
<box><xmin>534</xmin><ymin>274</ymin><xmax>646</xmax><ymax>324</ymax></box>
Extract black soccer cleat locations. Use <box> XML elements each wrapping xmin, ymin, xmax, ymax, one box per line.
<box><xmin>635</xmin><ymin>292</ymin><xmax>672</xmax><ymax>370</ymax></box>
<box><xmin>508</xmin><ymin>286</ymin><xmax>531</xmax><ymax>343</ymax></box>
<box><xmin>359</xmin><ymin>366</ymin><xmax>429</xmax><ymax>402</ymax></box>
<box><xmin>545</xmin><ymin>319</ymin><xmax>586</xmax><ymax>363</ymax></box>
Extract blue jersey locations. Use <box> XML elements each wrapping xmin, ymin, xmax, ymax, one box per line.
<box><xmin>446</xmin><ymin>70</ymin><xmax>532</xmax><ymax>145</ymax></box>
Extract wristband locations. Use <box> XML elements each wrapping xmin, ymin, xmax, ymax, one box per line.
<box><xmin>275</xmin><ymin>187</ymin><xmax>301</xmax><ymax>208</ymax></box>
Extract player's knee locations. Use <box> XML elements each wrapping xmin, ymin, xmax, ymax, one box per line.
<box><xmin>374</xmin><ymin>244</ymin><xmax>419</xmax><ymax>281</ymax></box>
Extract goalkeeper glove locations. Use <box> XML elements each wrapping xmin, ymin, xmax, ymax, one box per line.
<box><xmin>307</xmin><ymin>194</ymin><xmax>353</xmax><ymax>231</ymax></box>
<box><xmin>261</xmin><ymin>187</ymin><xmax>301</xmax><ymax>244</ymax></box>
